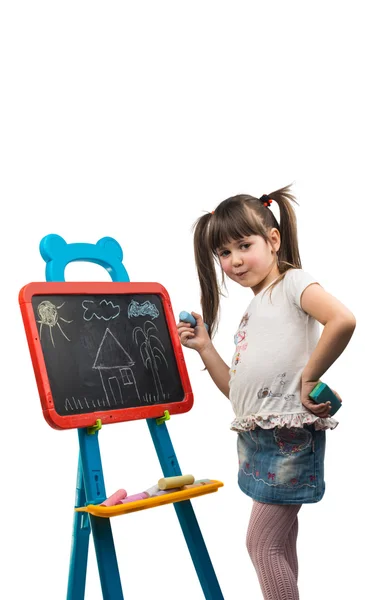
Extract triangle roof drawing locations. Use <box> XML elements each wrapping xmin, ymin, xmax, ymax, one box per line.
<box><xmin>93</xmin><ymin>328</ymin><xmax>134</xmax><ymax>369</ymax></box>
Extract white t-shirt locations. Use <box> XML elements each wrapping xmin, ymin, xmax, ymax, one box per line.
<box><xmin>229</xmin><ymin>269</ymin><xmax>338</xmax><ymax>431</ymax></box>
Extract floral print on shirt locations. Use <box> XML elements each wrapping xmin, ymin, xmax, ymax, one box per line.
<box><xmin>231</xmin><ymin>312</ymin><xmax>250</xmax><ymax>375</ymax></box>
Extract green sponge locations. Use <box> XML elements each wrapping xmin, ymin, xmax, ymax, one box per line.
<box><xmin>309</xmin><ymin>382</ymin><xmax>342</xmax><ymax>416</ymax></box>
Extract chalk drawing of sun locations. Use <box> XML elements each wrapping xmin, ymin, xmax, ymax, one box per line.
<box><xmin>37</xmin><ymin>301</ymin><xmax>73</xmax><ymax>348</ymax></box>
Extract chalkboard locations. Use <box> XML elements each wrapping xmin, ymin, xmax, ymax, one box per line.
<box><xmin>20</xmin><ymin>282</ymin><xmax>193</xmax><ymax>429</ymax></box>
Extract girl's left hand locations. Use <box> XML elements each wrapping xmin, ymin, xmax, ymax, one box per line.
<box><xmin>301</xmin><ymin>380</ymin><xmax>342</xmax><ymax>419</ymax></box>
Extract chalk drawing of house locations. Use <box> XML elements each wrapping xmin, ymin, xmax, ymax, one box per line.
<box><xmin>93</xmin><ymin>328</ymin><xmax>140</xmax><ymax>406</ymax></box>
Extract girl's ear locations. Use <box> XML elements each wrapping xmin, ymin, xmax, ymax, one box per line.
<box><xmin>269</xmin><ymin>228</ymin><xmax>281</xmax><ymax>252</ymax></box>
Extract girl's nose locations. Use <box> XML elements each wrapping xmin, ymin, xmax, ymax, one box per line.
<box><xmin>232</xmin><ymin>253</ymin><xmax>243</xmax><ymax>267</ymax></box>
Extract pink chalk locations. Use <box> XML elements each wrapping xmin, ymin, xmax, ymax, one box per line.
<box><xmin>121</xmin><ymin>492</ymin><xmax>149</xmax><ymax>504</ymax></box>
<box><xmin>101</xmin><ymin>489</ymin><xmax>128</xmax><ymax>507</ymax></box>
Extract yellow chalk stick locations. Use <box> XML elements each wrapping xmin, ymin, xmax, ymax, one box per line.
<box><xmin>158</xmin><ymin>475</ymin><xmax>195</xmax><ymax>490</ymax></box>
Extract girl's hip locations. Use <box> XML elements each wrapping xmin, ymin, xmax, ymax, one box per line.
<box><xmin>237</xmin><ymin>424</ymin><xmax>326</xmax><ymax>504</ymax></box>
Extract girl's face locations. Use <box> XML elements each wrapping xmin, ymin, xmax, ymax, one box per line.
<box><xmin>217</xmin><ymin>229</ymin><xmax>280</xmax><ymax>295</ymax></box>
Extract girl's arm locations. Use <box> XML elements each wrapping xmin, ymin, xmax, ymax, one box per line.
<box><xmin>299</xmin><ymin>283</ymin><xmax>356</xmax><ymax>416</ymax></box>
<box><xmin>199</xmin><ymin>343</ymin><xmax>230</xmax><ymax>398</ymax></box>
<box><xmin>300</xmin><ymin>283</ymin><xmax>356</xmax><ymax>380</ymax></box>
<box><xmin>177</xmin><ymin>311</ymin><xmax>231</xmax><ymax>398</ymax></box>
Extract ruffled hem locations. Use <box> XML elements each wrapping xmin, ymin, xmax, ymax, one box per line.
<box><xmin>231</xmin><ymin>412</ymin><xmax>338</xmax><ymax>432</ymax></box>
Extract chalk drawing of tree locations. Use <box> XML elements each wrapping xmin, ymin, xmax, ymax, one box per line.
<box><xmin>132</xmin><ymin>321</ymin><xmax>168</xmax><ymax>402</ymax></box>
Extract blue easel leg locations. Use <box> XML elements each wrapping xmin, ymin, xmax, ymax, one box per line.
<box><xmin>88</xmin><ymin>516</ymin><xmax>124</xmax><ymax>599</ymax></box>
<box><xmin>147</xmin><ymin>419</ymin><xmax>224</xmax><ymax>600</ymax></box>
<box><xmin>67</xmin><ymin>455</ymin><xmax>90</xmax><ymax>600</ymax></box>
<box><xmin>78</xmin><ymin>428</ymin><xmax>124</xmax><ymax>600</ymax></box>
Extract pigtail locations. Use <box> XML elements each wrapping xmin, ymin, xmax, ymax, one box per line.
<box><xmin>268</xmin><ymin>184</ymin><xmax>302</xmax><ymax>271</ymax></box>
<box><xmin>193</xmin><ymin>213</ymin><xmax>220</xmax><ymax>337</ymax></box>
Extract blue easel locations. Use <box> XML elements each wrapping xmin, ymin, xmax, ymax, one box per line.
<box><xmin>39</xmin><ymin>234</ymin><xmax>224</xmax><ymax>600</ymax></box>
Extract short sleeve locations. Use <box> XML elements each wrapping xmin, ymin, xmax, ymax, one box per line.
<box><xmin>284</xmin><ymin>269</ymin><xmax>319</xmax><ymax>311</ymax></box>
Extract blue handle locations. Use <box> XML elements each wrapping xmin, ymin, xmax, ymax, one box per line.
<box><xmin>179</xmin><ymin>311</ymin><xmax>209</xmax><ymax>331</ymax></box>
<box><xmin>40</xmin><ymin>234</ymin><xmax>129</xmax><ymax>283</ymax></box>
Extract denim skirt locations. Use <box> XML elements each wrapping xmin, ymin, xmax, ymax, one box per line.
<box><xmin>237</xmin><ymin>424</ymin><xmax>326</xmax><ymax>504</ymax></box>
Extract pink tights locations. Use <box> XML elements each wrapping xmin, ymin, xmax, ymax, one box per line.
<box><xmin>246</xmin><ymin>501</ymin><xmax>302</xmax><ymax>600</ymax></box>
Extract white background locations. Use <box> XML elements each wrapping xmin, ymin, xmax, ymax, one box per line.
<box><xmin>1</xmin><ymin>2</ymin><xmax>364</xmax><ymax>599</ymax></box>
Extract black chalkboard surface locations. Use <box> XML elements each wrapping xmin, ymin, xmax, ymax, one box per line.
<box><xmin>20</xmin><ymin>283</ymin><xmax>193</xmax><ymax>429</ymax></box>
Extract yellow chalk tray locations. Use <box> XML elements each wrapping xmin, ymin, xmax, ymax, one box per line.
<box><xmin>75</xmin><ymin>480</ymin><xmax>224</xmax><ymax>518</ymax></box>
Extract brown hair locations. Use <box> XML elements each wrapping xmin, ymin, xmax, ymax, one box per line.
<box><xmin>193</xmin><ymin>184</ymin><xmax>301</xmax><ymax>337</ymax></box>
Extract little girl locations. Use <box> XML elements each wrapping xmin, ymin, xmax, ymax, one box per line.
<box><xmin>177</xmin><ymin>185</ymin><xmax>356</xmax><ymax>600</ymax></box>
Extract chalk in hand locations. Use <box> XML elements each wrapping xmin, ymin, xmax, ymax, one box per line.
<box><xmin>158</xmin><ymin>474</ymin><xmax>195</xmax><ymax>490</ymax></box>
<box><xmin>179</xmin><ymin>311</ymin><xmax>209</xmax><ymax>331</ymax></box>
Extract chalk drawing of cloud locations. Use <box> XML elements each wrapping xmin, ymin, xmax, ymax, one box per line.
<box><xmin>82</xmin><ymin>299</ymin><xmax>121</xmax><ymax>321</ymax></box>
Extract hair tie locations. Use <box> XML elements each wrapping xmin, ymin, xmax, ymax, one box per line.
<box><xmin>259</xmin><ymin>194</ymin><xmax>273</xmax><ymax>208</ymax></box>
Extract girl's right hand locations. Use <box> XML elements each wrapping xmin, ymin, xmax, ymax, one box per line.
<box><xmin>176</xmin><ymin>311</ymin><xmax>211</xmax><ymax>354</ymax></box>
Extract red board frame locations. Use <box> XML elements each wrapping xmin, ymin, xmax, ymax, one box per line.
<box><xmin>19</xmin><ymin>282</ymin><xmax>193</xmax><ymax>430</ymax></box>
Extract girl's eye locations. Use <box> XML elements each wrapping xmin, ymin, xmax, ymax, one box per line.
<box><xmin>219</xmin><ymin>244</ymin><xmax>250</xmax><ymax>257</ymax></box>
